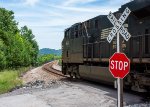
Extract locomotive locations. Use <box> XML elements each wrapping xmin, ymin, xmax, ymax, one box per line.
<box><xmin>62</xmin><ymin>0</ymin><xmax>150</xmax><ymax>92</ymax></box>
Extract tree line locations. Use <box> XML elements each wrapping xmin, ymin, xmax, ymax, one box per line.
<box><xmin>38</xmin><ymin>54</ymin><xmax>61</xmax><ymax>65</ymax></box>
<box><xmin>0</xmin><ymin>8</ymin><xmax>39</xmax><ymax>70</ymax></box>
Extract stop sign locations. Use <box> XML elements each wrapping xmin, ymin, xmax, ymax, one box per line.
<box><xmin>109</xmin><ymin>52</ymin><xmax>130</xmax><ymax>79</ymax></box>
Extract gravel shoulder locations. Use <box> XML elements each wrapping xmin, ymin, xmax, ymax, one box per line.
<box><xmin>22</xmin><ymin>66</ymin><xmax>63</xmax><ymax>84</ymax></box>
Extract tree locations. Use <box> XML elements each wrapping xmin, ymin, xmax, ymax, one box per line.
<box><xmin>20</xmin><ymin>26</ymin><xmax>39</xmax><ymax>66</ymax></box>
<box><xmin>0</xmin><ymin>7</ymin><xmax>39</xmax><ymax>70</ymax></box>
<box><xmin>0</xmin><ymin>8</ymin><xmax>18</xmax><ymax>34</ymax></box>
<box><xmin>0</xmin><ymin>38</ymin><xmax>6</xmax><ymax>69</ymax></box>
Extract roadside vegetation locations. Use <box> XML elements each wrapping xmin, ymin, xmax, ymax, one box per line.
<box><xmin>0</xmin><ymin>7</ymin><xmax>62</xmax><ymax>94</ymax></box>
<box><xmin>0</xmin><ymin>8</ymin><xmax>38</xmax><ymax>94</ymax></box>
<box><xmin>0</xmin><ymin>67</ymin><xmax>29</xmax><ymax>94</ymax></box>
<box><xmin>38</xmin><ymin>54</ymin><xmax>61</xmax><ymax>65</ymax></box>
<box><xmin>0</xmin><ymin>8</ymin><xmax>39</xmax><ymax>70</ymax></box>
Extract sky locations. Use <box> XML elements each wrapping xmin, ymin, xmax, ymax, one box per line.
<box><xmin>0</xmin><ymin>0</ymin><xmax>131</xmax><ymax>49</ymax></box>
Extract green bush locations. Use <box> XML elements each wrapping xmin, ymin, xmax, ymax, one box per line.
<box><xmin>37</xmin><ymin>54</ymin><xmax>61</xmax><ymax>65</ymax></box>
<box><xmin>0</xmin><ymin>8</ymin><xmax>39</xmax><ymax>70</ymax></box>
<box><xmin>0</xmin><ymin>67</ymin><xmax>29</xmax><ymax>94</ymax></box>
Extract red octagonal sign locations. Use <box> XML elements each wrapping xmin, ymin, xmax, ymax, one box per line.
<box><xmin>109</xmin><ymin>52</ymin><xmax>130</xmax><ymax>79</ymax></box>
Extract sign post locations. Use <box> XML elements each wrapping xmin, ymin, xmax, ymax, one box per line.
<box><xmin>117</xmin><ymin>32</ymin><xmax>122</xmax><ymax>107</ymax></box>
<box><xmin>107</xmin><ymin>7</ymin><xmax>131</xmax><ymax>107</ymax></box>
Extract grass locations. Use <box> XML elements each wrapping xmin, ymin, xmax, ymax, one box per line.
<box><xmin>0</xmin><ymin>67</ymin><xmax>29</xmax><ymax>94</ymax></box>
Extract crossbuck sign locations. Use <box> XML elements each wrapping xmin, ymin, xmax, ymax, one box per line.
<box><xmin>107</xmin><ymin>7</ymin><xmax>131</xmax><ymax>107</ymax></box>
<box><xmin>107</xmin><ymin>7</ymin><xmax>131</xmax><ymax>43</ymax></box>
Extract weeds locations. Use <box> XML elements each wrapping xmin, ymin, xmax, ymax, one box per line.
<box><xmin>0</xmin><ymin>67</ymin><xmax>29</xmax><ymax>94</ymax></box>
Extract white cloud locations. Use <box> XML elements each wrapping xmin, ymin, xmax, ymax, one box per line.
<box><xmin>62</xmin><ymin>0</ymin><xmax>97</xmax><ymax>6</ymax></box>
<box><xmin>50</xmin><ymin>4</ymin><xmax>116</xmax><ymax>13</ymax></box>
<box><xmin>24</xmin><ymin>0</ymin><xmax>39</xmax><ymax>6</ymax></box>
<box><xmin>17</xmin><ymin>11</ymin><xmax>102</xmax><ymax>28</ymax></box>
<box><xmin>15</xmin><ymin>11</ymin><xmax>63</xmax><ymax>18</ymax></box>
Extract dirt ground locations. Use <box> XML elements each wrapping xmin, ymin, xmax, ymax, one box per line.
<box><xmin>22</xmin><ymin>66</ymin><xmax>62</xmax><ymax>84</ymax></box>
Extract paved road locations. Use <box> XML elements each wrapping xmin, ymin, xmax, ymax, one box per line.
<box><xmin>0</xmin><ymin>80</ymin><xmax>145</xmax><ymax>107</ymax></box>
<box><xmin>0</xmin><ymin>94</ymin><xmax>50</xmax><ymax>107</ymax></box>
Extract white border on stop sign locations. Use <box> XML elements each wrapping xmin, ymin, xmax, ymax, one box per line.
<box><xmin>109</xmin><ymin>52</ymin><xmax>130</xmax><ymax>79</ymax></box>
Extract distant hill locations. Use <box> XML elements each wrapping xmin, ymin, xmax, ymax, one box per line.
<box><xmin>39</xmin><ymin>48</ymin><xmax>62</xmax><ymax>56</ymax></box>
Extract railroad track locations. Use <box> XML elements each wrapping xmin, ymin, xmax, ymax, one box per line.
<box><xmin>42</xmin><ymin>61</ymin><xmax>67</xmax><ymax>78</ymax></box>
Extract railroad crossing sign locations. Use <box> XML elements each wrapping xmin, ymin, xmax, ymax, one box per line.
<box><xmin>109</xmin><ymin>52</ymin><xmax>130</xmax><ymax>79</ymax></box>
<box><xmin>107</xmin><ymin>7</ymin><xmax>131</xmax><ymax>43</ymax></box>
<box><xmin>107</xmin><ymin>7</ymin><xmax>131</xmax><ymax>107</ymax></box>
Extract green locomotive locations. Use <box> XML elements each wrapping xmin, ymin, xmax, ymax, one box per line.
<box><xmin>62</xmin><ymin>0</ymin><xmax>150</xmax><ymax>92</ymax></box>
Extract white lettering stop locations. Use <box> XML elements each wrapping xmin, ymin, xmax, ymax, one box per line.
<box><xmin>110</xmin><ymin>60</ymin><xmax>128</xmax><ymax>71</ymax></box>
